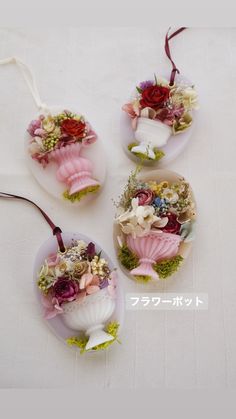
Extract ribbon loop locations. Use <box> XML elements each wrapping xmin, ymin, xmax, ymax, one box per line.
<box><xmin>0</xmin><ymin>192</ymin><xmax>65</xmax><ymax>252</ymax></box>
<box><xmin>0</xmin><ymin>56</ymin><xmax>48</xmax><ymax>111</ymax></box>
<box><xmin>164</xmin><ymin>27</ymin><xmax>186</xmax><ymax>86</ymax></box>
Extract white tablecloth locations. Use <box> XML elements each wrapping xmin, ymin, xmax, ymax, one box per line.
<box><xmin>0</xmin><ymin>27</ymin><xmax>235</xmax><ymax>388</ymax></box>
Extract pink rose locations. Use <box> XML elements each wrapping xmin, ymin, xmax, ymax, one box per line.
<box><xmin>134</xmin><ymin>189</ymin><xmax>154</xmax><ymax>206</ymax></box>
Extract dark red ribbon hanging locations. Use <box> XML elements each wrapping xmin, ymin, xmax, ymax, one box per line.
<box><xmin>165</xmin><ymin>27</ymin><xmax>187</xmax><ymax>86</ymax></box>
<box><xmin>0</xmin><ymin>192</ymin><xmax>66</xmax><ymax>252</ymax></box>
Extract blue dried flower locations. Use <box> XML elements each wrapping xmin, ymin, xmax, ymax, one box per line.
<box><xmin>153</xmin><ymin>197</ymin><xmax>167</xmax><ymax>208</ymax></box>
<box><xmin>152</xmin><ymin>197</ymin><xmax>169</xmax><ymax>215</ymax></box>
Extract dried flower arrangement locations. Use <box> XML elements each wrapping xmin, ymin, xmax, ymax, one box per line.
<box><xmin>114</xmin><ymin>168</ymin><xmax>196</xmax><ymax>282</ymax></box>
<box><xmin>123</xmin><ymin>76</ymin><xmax>198</xmax><ymax>161</ymax></box>
<box><xmin>28</xmin><ymin>110</ymin><xmax>100</xmax><ymax>202</ymax></box>
<box><xmin>37</xmin><ymin>239</ymin><xmax>120</xmax><ymax>352</ymax></box>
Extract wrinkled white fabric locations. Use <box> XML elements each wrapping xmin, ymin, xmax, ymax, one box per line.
<box><xmin>0</xmin><ymin>27</ymin><xmax>236</xmax><ymax>389</ymax></box>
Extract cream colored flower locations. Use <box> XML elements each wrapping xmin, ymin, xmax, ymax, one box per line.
<box><xmin>52</xmin><ymin>126</ymin><xmax>61</xmax><ymax>137</ymax></box>
<box><xmin>171</xmin><ymin>85</ymin><xmax>198</xmax><ymax>111</ymax></box>
<box><xmin>73</xmin><ymin>261</ymin><xmax>89</xmax><ymax>278</ymax></box>
<box><xmin>29</xmin><ymin>136</ymin><xmax>44</xmax><ymax>155</ymax></box>
<box><xmin>55</xmin><ymin>261</ymin><xmax>68</xmax><ymax>277</ymax></box>
<box><xmin>132</xmin><ymin>98</ymin><xmax>141</xmax><ymax>115</ymax></box>
<box><xmin>29</xmin><ymin>142</ymin><xmax>41</xmax><ymax>155</ymax></box>
<box><xmin>74</xmin><ymin>240</ymin><xmax>87</xmax><ymax>253</ymax></box>
<box><xmin>42</xmin><ymin>116</ymin><xmax>56</xmax><ymax>133</ymax></box>
<box><xmin>39</xmin><ymin>263</ymin><xmax>49</xmax><ymax>277</ymax></box>
<box><xmin>182</xmin><ymin>87</ymin><xmax>199</xmax><ymax>110</ymax></box>
<box><xmin>161</xmin><ymin>188</ymin><xmax>179</xmax><ymax>204</ymax></box>
<box><xmin>153</xmin><ymin>217</ymin><xmax>169</xmax><ymax>229</ymax></box>
<box><xmin>38</xmin><ymin>262</ymin><xmax>56</xmax><ymax>281</ymax></box>
<box><xmin>116</xmin><ymin>198</ymin><xmax>160</xmax><ymax>238</ymax></box>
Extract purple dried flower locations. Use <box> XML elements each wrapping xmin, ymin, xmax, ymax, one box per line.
<box><xmin>53</xmin><ymin>277</ymin><xmax>79</xmax><ymax>304</ymax></box>
<box><xmin>139</xmin><ymin>80</ymin><xmax>154</xmax><ymax>91</ymax></box>
<box><xmin>86</xmin><ymin>242</ymin><xmax>96</xmax><ymax>260</ymax></box>
<box><xmin>99</xmin><ymin>278</ymin><xmax>109</xmax><ymax>289</ymax></box>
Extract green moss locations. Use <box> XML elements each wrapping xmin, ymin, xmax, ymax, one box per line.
<box><xmin>128</xmin><ymin>142</ymin><xmax>165</xmax><ymax>162</ymax></box>
<box><xmin>63</xmin><ymin>185</ymin><xmax>100</xmax><ymax>203</ymax></box>
<box><xmin>118</xmin><ymin>244</ymin><xmax>139</xmax><ymax>270</ymax></box>
<box><xmin>154</xmin><ymin>255</ymin><xmax>184</xmax><ymax>279</ymax></box>
<box><xmin>66</xmin><ymin>322</ymin><xmax>120</xmax><ymax>354</ymax></box>
<box><xmin>153</xmin><ymin>149</ymin><xmax>165</xmax><ymax>161</ymax></box>
<box><xmin>134</xmin><ymin>275</ymin><xmax>152</xmax><ymax>283</ymax></box>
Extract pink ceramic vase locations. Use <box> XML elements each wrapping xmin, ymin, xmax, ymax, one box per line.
<box><xmin>126</xmin><ymin>230</ymin><xmax>181</xmax><ymax>280</ymax></box>
<box><xmin>50</xmin><ymin>142</ymin><xmax>99</xmax><ymax>196</ymax></box>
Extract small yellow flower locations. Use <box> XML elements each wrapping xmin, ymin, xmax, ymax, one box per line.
<box><xmin>148</xmin><ymin>181</ymin><xmax>157</xmax><ymax>192</ymax></box>
<box><xmin>148</xmin><ymin>181</ymin><xmax>169</xmax><ymax>195</ymax></box>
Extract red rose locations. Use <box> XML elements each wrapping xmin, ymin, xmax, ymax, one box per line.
<box><xmin>61</xmin><ymin>118</ymin><xmax>86</xmax><ymax>138</ymax></box>
<box><xmin>160</xmin><ymin>213</ymin><xmax>181</xmax><ymax>235</ymax></box>
<box><xmin>140</xmin><ymin>85</ymin><xmax>170</xmax><ymax>110</ymax></box>
<box><xmin>134</xmin><ymin>189</ymin><xmax>154</xmax><ymax>206</ymax></box>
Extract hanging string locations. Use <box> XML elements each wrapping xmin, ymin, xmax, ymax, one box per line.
<box><xmin>0</xmin><ymin>192</ymin><xmax>66</xmax><ymax>253</ymax></box>
<box><xmin>0</xmin><ymin>57</ymin><xmax>48</xmax><ymax>111</ymax></box>
<box><xmin>165</xmin><ymin>27</ymin><xmax>187</xmax><ymax>86</ymax></box>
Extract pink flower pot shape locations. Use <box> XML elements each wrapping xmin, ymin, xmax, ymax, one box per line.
<box><xmin>126</xmin><ymin>231</ymin><xmax>181</xmax><ymax>280</ymax></box>
<box><xmin>50</xmin><ymin>142</ymin><xmax>99</xmax><ymax>196</ymax></box>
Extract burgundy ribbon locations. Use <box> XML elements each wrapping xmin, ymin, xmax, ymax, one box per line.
<box><xmin>165</xmin><ymin>27</ymin><xmax>186</xmax><ymax>86</ymax></box>
<box><xmin>0</xmin><ymin>192</ymin><xmax>66</xmax><ymax>252</ymax></box>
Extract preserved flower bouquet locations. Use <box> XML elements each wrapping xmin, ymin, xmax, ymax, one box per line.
<box><xmin>28</xmin><ymin>110</ymin><xmax>100</xmax><ymax>202</ymax></box>
<box><xmin>123</xmin><ymin>76</ymin><xmax>198</xmax><ymax>162</ymax></box>
<box><xmin>37</xmin><ymin>239</ymin><xmax>120</xmax><ymax>352</ymax></box>
<box><xmin>114</xmin><ymin>168</ymin><xmax>196</xmax><ymax>282</ymax></box>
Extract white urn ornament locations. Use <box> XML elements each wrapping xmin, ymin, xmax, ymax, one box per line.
<box><xmin>131</xmin><ymin>117</ymin><xmax>172</xmax><ymax>159</ymax></box>
<box><xmin>62</xmin><ymin>288</ymin><xmax>116</xmax><ymax>350</ymax></box>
